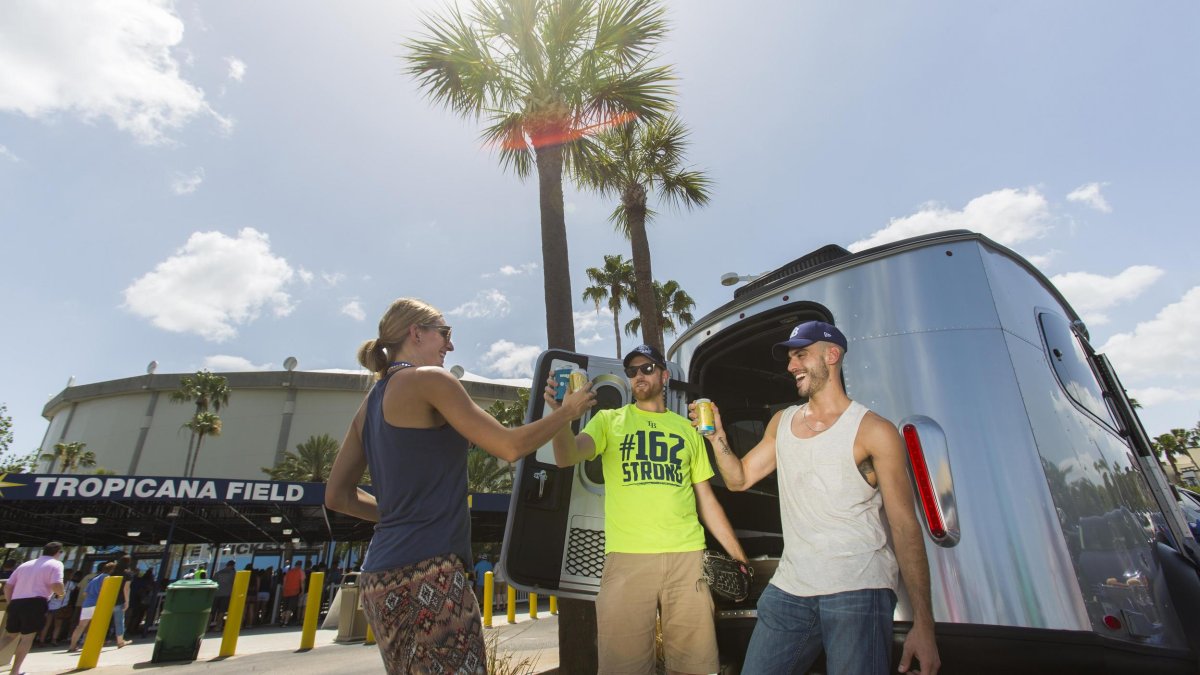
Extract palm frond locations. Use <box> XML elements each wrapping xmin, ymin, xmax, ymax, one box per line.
<box><xmin>657</xmin><ymin>169</ymin><xmax>711</xmax><ymax>210</ymax></box>
<box><xmin>480</xmin><ymin>111</ymin><xmax>536</xmax><ymax>177</ymax></box>
<box><xmin>584</xmin><ymin>61</ymin><xmax>675</xmax><ymax>124</ymax></box>
<box><xmin>568</xmin><ymin>135</ymin><xmax>622</xmax><ymax>193</ymax></box>
<box><xmin>406</xmin><ymin>6</ymin><xmax>507</xmax><ymax>119</ymax></box>
<box><xmin>593</xmin><ymin>0</ymin><xmax>670</xmax><ymax>69</ymax></box>
<box><xmin>542</xmin><ymin>0</ymin><xmax>595</xmax><ymax>86</ymax></box>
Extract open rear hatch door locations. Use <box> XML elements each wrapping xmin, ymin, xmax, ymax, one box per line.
<box><xmin>499</xmin><ymin>349</ymin><xmax>687</xmax><ymax>599</ymax></box>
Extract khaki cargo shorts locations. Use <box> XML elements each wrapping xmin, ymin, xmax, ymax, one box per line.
<box><xmin>596</xmin><ymin>550</ymin><xmax>717</xmax><ymax>674</ymax></box>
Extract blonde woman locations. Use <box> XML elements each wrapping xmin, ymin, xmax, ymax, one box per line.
<box><xmin>326</xmin><ymin>298</ymin><xmax>594</xmax><ymax>675</ymax></box>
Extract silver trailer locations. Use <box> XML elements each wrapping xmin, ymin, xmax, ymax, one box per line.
<box><xmin>501</xmin><ymin>230</ymin><xmax>1200</xmax><ymax>673</ymax></box>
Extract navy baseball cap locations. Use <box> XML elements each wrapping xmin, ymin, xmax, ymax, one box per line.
<box><xmin>772</xmin><ymin>321</ymin><xmax>848</xmax><ymax>360</ymax></box>
<box><xmin>623</xmin><ymin>344</ymin><xmax>667</xmax><ymax>369</ymax></box>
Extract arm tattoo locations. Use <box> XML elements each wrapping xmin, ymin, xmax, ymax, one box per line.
<box><xmin>858</xmin><ymin>457</ymin><xmax>877</xmax><ymax>487</ymax></box>
<box><xmin>717</xmin><ymin>437</ymin><xmax>734</xmax><ymax>456</ymax></box>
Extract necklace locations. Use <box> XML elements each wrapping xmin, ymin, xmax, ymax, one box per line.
<box><xmin>387</xmin><ymin>361</ymin><xmax>415</xmax><ymax>371</ymax></box>
<box><xmin>800</xmin><ymin>403</ymin><xmax>824</xmax><ymax>434</ymax></box>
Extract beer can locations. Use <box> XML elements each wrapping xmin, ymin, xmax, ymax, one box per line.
<box><xmin>568</xmin><ymin>369</ymin><xmax>588</xmax><ymax>394</ymax></box>
<box><xmin>553</xmin><ymin>367</ymin><xmax>572</xmax><ymax>401</ymax></box>
<box><xmin>695</xmin><ymin>398</ymin><xmax>716</xmax><ymax>435</ymax></box>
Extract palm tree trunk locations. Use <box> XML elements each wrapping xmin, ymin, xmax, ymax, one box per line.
<box><xmin>613</xmin><ymin>309</ymin><xmax>622</xmax><ymax>359</ymax></box>
<box><xmin>183</xmin><ymin>432</ymin><xmax>197</xmax><ymax>476</ymax></box>
<box><xmin>625</xmin><ymin>191</ymin><xmax>662</xmax><ymax>352</ymax></box>
<box><xmin>189</xmin><ymin>434</ymin><xmax>205</xmax><ymax>478</ymax></box>
<box><xmin>535</xmin><ymin>143</ymin><xmax>576</xmax><ymax>351</ymax></box>
<box><xmin>1167</xmin><ymin>450</ymin><xmax>1182</xmax><ymax>483</ymax></box>
<box><xmin>558</xmin><ymin>598</ymin><xmax>599</xmax><ymax>674</ymax></box>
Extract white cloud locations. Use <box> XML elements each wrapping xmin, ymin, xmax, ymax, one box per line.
<box><xmin>321</xmin><ymin>272</ymin><xmax>346</xmax><ymax>287</ymax></box>
<box><xmin>226</xmin><ymin>57</ymin><xmax>246</xmax><ymax>82</ymax></box>
<box><xmin>483</xmin><ymin>262</ymin><xmax>538</xmax><ymax>279</ymax></box>
<box><xmin>0</xmin><ymin>0</ymin><xmax>230</xmax><ymax>144</ymax></box>
<box><xmin>202</xmin><ymin>355</ymin><xmax>271</xmax><ymax>372</ymax></box>
<box><xmin>123</xmin><ymin>228</ymin><xmax>295</xmax><ymax>341</ymax></box>
<box><xmin>0</xmin><ymin>144</ymin><xmax>19</xmax><ymax>162</ymax></box>
<box><xmin>170</xmin><ymin>167</ymin><xmax>204</xmax><ymax>195</ymax></box>
<box><xmin>1050</xmin><ymin>265</ymin><xmax>1163</xmax><ymax>325</ymax></box>
<box><xmin>341</xmin><ymin>300</ymin><xmax>366</xmax><ymax>321</ymax></box>
<box><xmin>297</xmin><ymin>268</ymin><xmax>314</xmax><ymax>285</ymax></box>
<box><xmin>479</xmin><ymin>340</ymin><xmax>542</xmax><ymax>378</ymax></box>
<box><xmin>848</xmin><ymin>187</ymin><xmax>1051</xmax><ymax>252</ymax></box>
<box><xmin>574</xmin><ymin>307</ymin><xmax>613</xmax><ymax>346</ymax></box>
<box><xmin>448</xmin><ymin>289</ymin><xmax>511</xmax><ymax>319</ymax></box>
<box><xmin>1026</xmin><ymin>250</ymin><xmax>1059</xmax><ymax>269</ymax></box>
<box><xmin>1101</xmin><ymin>287</ymin><xmax>1200</xmax><ymax>380</ymax></box>
<box><xmin>1066</xmin><ymin>182</ymin><xmax>1112</xmax><ymax>213</ymax></box>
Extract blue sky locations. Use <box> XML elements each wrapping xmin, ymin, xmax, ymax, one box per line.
<box><xmin>2</xmin><ymin>1</ymin><xmax>1198</xmax><ymax>455</ymax></box>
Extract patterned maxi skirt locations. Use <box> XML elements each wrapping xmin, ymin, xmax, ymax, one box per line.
<box><xmin>360</xmin><ymin>554</ymin><xmax>486</xmax><ymax>675</ymax></box>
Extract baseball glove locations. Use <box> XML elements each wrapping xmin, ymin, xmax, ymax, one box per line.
<box><xmin>699</xmin><ymin>550</ymin><xmax>753</xmax><ymax>602</ymax></box>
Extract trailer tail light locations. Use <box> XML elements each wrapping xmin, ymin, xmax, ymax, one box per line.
<box><xmin>1103</xmin><ymin>615</ymin><xmax>1122</xmax><ymax>631</ymax></box>
<box><xmin>903</xmin><ymin>423</ymin><xmax>948</xmax><ymax>541</ymax></box>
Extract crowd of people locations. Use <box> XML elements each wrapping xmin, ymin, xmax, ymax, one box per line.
<box><xmin>1</xmin><ymin>546</ymin><xmax>357</xmax><ymax>674</ymax></box>
<box><xmin>193</xmin><ymin>558</ymin><xmax>348</xmax><ymax>630</ymax></box>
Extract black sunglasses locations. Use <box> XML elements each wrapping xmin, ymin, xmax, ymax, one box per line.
<box><xmin>624</xmin><ymin>363</ymin><xmax>660</xmax><ymax>378</ymax></box>
<box><xmin>419</xmin><ymin>324</ymin><xmax>453</xmax><ymax>341</ymax></box>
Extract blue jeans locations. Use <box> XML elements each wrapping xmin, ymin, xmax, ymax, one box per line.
<box><xmin>111</xmin><ymin>605</ymin><xmax>126</xmax><ymax>638</ymax></box>
<box><xmin>742</xmin><ymin>584</ymin><xmax>896</xmax><ymax>675</ymax></box>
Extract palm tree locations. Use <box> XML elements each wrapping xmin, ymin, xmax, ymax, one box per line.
<box><xmin>263</xmin><ymin>434</ymin><xmax>341</xmax><ymax>482</ymax></box>
<box><xmin>169</xmin><ymin>371</ymin><xmax>231</xmax><ymax>476</ymax></box>
<box><xmin>0</xmin><ymin>448</ymin><xmax>38</xmax><ymax>474</ymax></box>
<box><xmin>583</xmin><ymin>254</ymin><xmax>636</xmax><ymax>357</ymax></box>
<box><xmin>624</xmin><ymin>278</ymin><xmax>696</xmax><ymax>341</ymax></box>
<box><xmin>41</xmin><ymin>441</ymin><xmax>97</xmax><ymax>474</ymax></box>
<box><xmin>183</xmin><ymin>412</ymin><xmax>222</xmax><ymax>478</ymax></box>
<box><xmin>0</xmin><ymin>403</ymin><xmax>12</xmax><ymax>456</ymax></box>
<box><xmin>575</xmin><ymin>116</ymin><xmax>710</xmax><ymax>352</ymax></box>
<box><xmin>467</xmin><ymin>446</ymin><xmax>514</xmax><ymax>493</ymax></box>
<box><xmin>406</xmin><ymin>0</ymin><xmax>676</xmax><ymax>351</ymax></box>
<box><xmin>485</xmin><ymin>388</ymin><xmax>531</xmax><ymax>428</ymax></box>
<box><xmin>1152</xmin><ymin>428</ymin><xmax>1196</xmax><ymax>484</ymax></box>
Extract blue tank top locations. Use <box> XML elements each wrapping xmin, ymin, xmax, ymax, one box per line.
<box><xmin>360</xmin><ymin>369</ymin><xmax>471</xmax><ymax>572</ymax></box>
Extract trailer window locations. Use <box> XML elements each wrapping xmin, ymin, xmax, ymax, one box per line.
<box><xmin>1038</xmin><ymin>311</ymin><xmax>1117</xmax><ymax>430</ymax></box>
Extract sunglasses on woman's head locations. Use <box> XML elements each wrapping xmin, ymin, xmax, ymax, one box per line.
<box><xmin>420</xmin><ymin>324</ymin><xmax>453</xmax><ymax>341</ymax></box>
<box><xmin>624</xmin><ymin>363</ymin><xmax>659</xmax><ymax>377</ymax></box>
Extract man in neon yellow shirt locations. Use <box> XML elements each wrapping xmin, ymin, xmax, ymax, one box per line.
<box><xmin>547</xmin><ymin>344</ymin><xmax>747</xmax><ymax>675</ymax></box>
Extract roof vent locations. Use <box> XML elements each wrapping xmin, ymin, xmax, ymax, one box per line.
<box><xmin>734</xmin><ymin>244</ymin><xmax>852</xmax><ymax>298</ymax></box>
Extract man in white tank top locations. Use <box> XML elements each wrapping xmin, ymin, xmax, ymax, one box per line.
<box><xmin>694</xmin><ymin>321</ymin><xmax>940</xmax><ymax>675</ymax></box>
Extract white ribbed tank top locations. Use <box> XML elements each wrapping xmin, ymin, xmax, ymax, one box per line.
<box><xmin>771</xmin><ymin>400</ymin><xmax>898</xmax><ymax>597</ymax></box>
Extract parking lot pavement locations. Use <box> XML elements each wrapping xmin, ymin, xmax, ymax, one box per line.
<box><xmin>10</xmin><ymin>614</ymin><xmax>559</xmax><ymax>675</ymax></box>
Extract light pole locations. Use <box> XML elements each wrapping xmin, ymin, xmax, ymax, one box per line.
<box><xmin>158</xmin><ymin>506</ymin><xmax>181</xmax><ymax>584</ymax></box>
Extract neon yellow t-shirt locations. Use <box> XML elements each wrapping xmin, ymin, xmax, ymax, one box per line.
<box><xmin>582</xmin><ymin>405</ymin><xmax>715</xmax><ymax>554</ymax></box>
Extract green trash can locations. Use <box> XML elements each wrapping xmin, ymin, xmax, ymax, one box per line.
<box><xmin>152</xmin><ymin>577</ymin><xmax>219</xmax><ymax>663</ymax></box>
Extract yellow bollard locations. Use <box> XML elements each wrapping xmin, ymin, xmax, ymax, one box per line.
<box><xmin>299</xmin><ymin>572</ymin><xmax>325</xmax><ymax>650</ymax></box>
<box><xmin>364</xmin><ymin>622</ymin><xmax>375</xmax><ymax>645</ymax></box>
<box><xmin>506</xmin><ymin>585</ymin><xmax>516</xmax><ymax>624</ymax></box>
<box><xmin>482</xmin><ymin>571</ymin><xmax>494</xmax><ymax>628</ymax></box>
<box><xmin>218</xmin><ymin>570</ymin><xmax>251</xmax><ymax>657</ymax></box>
<box><xmin>529</xmin><ymin>592</ymin><xmax>538</xmax><ymax>619</ymax></box>
<box><xmin>550</xmin><ymin>594</ymin><xmax>557</xmax><ymax>615</ymax></box>
<box><xmin>77</xmin><ymin>575</ymin><xmax>123</xmax><ymax>669</ymax></box>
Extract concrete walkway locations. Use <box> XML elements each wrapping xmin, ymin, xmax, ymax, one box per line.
<box><xmin>5</xmin><ymin>613</ymin><xmax>559</xmax><ymax>674</ymax></box>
